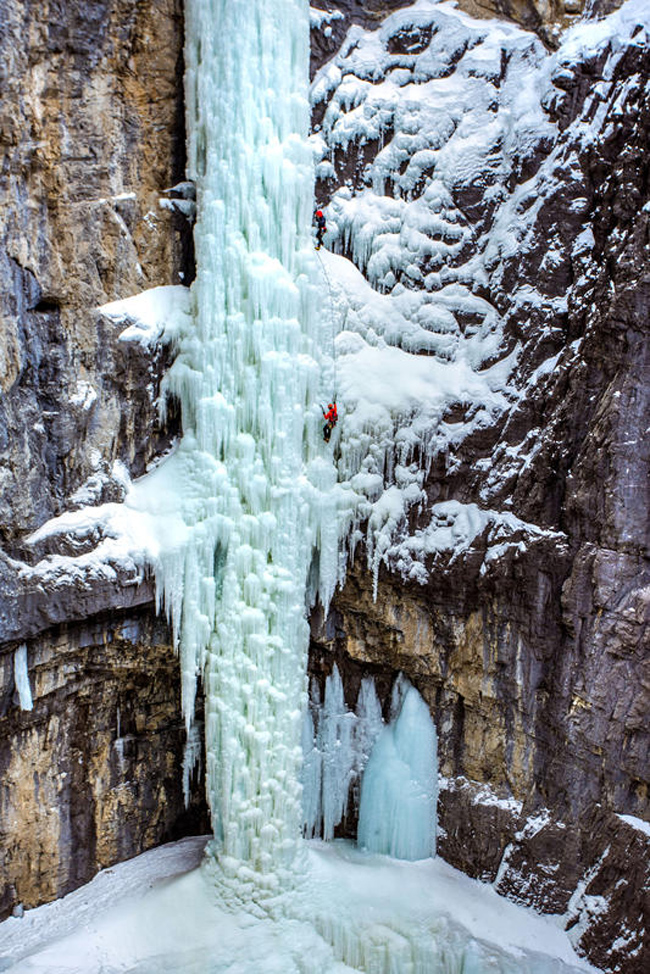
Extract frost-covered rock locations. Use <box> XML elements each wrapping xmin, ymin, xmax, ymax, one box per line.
<box><xmin>310</xmin><ymin>2</ymin><xmax>650</xmax><ymax>969</ymax></box>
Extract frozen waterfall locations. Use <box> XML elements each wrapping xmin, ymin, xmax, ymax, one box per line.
<box><xmin>153</xmin><ymin>0</ymin><xmax>340</xmax><ymax>899</ymax></box>
<box><xmin>358</xmin><ymin>680</ymin><xmax>438</xmax><ymax>860</ymax></box>
<box><xmin>149</xmin><ymin>0</ymin><xmax>443</xmax><ymax>904</ymax></box>
<box><xmin>0</xmin><ymin>1</ymin><xmax>606</xmax><ymax>970</ymax></box>
<box><xmin>302</xmin><ymin>666</ymin><xmax>385</xmax><ymax>841</ymax></box>
<box><xmin>302</xmin><ymin>667</ymin><xmax>438</xmax><ymax>860</ymax></box>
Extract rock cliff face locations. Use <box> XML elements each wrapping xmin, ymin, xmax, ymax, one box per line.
<box><xmin>308</xmin><ymin>1</ymin><xmax>648</xmax><ymax>970</ymax></box>
<box><xmin>0</xmin><ymin>610</ymin><xmax>208</xmax><ymax>917</ymax></box>
<box><xmin>0</xmin><ymin>1</ymin><xmax>647</xmax><ymax>973</ymax></box>
<box><xmin>0</xmin><ymin>0</ymin><xmax>205</xmax><ymax>916</ymax></box>
<box><xmin>0</xmin><ymin>0</ymin><xmax>189</xmax><ymax>550</ymax></box>
<box><xmin>310</xmin><ymin>0</ymin><xmax>589</xmax><ymax>76</ymax></box>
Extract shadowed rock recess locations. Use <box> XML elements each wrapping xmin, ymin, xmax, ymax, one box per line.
<box><xmin>0</xmin><ymin>1</ymin><xmax>647</xmax><ymax>973</ymax></box>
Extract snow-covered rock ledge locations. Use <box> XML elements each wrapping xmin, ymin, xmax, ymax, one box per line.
<box><xmin>0</xmin><ymin>287</ymin><xmax>191</xmax><ymax>645</ymax></box>
<box><xmin>438</xmin><ymin>776</ymin><xmax>650</xmax><ymax>971</ymax></box>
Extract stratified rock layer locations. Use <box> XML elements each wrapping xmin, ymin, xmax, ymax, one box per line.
<box><xmin>0</xmin><ymin>610</ymin><xmax>208</xmax><ymax>918</ymax></box>
<box><xmin>0</xmin><ymin>0</ymin><xmax>189</xmax><ymax>551</ymax></box>
<box><xmin>0</xmin><ymin>0</ymin><xmax>202</xmax><ymax>918</ymax></box>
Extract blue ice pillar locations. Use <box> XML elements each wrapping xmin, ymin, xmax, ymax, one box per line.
<box><xmin>357</xmin><ymin>683</ymin><xmax>437</xmax><ymax>860</ymax></box>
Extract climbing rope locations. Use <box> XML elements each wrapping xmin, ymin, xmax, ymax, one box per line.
<box><xmin>315</xmin><ymin>246</ymin><xmax>338</xmax><ymax>402</ymax></box>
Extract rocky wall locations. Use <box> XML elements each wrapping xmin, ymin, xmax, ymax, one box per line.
<box><xmin>310</xmin><ymin>556</ymin><xmax>649</xmax><ymax>971</ymax></box>
<box><xmin>0</xmin><ymin>608</ymin><xmax>209</xmax><ymax>919</ymax></box>
<box><xmin>0</xmin><ymin>0</ymin><xmax>199</xmax><ymax>919</ymax></box>
<box><xmin>307</xmin><ymin>2</ymin><xmax>649</xmax><ymax>970</ymax></box>
<box><xmin>0</xmin><ymin>0</ymin><xmax>190</xmax><ymax>551</ymax></box>
<box><xmin>309</xmin><ymin>0</ymin><xmax>592</xmax><ymax>77</ymax></box>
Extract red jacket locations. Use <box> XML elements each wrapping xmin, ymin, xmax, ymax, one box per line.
<box><xmin>324</xmin><ymin>403</ymin><xmax>337</xmax><ymax>423</ymax></box>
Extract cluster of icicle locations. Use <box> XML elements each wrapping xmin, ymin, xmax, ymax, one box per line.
<box><xmin>145</xmin><ymin>0</ymin><xmax>439</xmax><ymax>908</ymax></box>
<box><xmin>303</xmin><ymin>667</ymin><xmax>437</xmax><ymax>860</ymax></box>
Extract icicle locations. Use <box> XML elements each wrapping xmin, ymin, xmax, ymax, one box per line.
<box><xmin>13</xmin><ymin>643</ymin><xmax>33</xmax><ymax>712</ymax></box>
<box><xmin>113</xmin><ymin>705</ymin><xmax>126</xmax><ymax>773</ymax></box>
<box><xmin>302</xmin><ymin>670</ymin><xmax>385</xmax><ymax>840</ymax></box>
<box><xmin>301</xmin><ymin>679</ymin><xmax>323</xmax><ymax>839</ymax></box>
<box><xmin>353</xmin><ymin>676</ymin><xmax>384</xmax><ymax>778</ymax></box>
<box><xmin>319</xmin><ymin>665</ymin><xmax>356</xmax><ymax>840</ymax></box>
<box><xmin>143</xmin><ymin>0</ymin><xmax>344</xmax><ymax>900</ymax></box>
<box><xmin>183</xmin><ymin>720</ymin><xmax>203</xmax><ymax>809</ymax></box>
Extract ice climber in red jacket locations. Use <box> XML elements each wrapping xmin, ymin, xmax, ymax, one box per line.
<box><xmin>322</xmin><ymin>401</ymin><xmax>338</xmax><ymax>442</ymax></box>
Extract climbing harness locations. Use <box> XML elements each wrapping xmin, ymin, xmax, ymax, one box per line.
<box><xmin>322</xmin><ymin>402</ymin><xmax>338</xmax><ymax>442</ymax></box>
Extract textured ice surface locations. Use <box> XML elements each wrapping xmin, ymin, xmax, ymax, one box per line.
<box><xmin>302</xmin><ymin>671</ymin><xmax>437</xmax><ymax>860</ymax></box>
<box><xmin>150</xmin><ymin>0</ymin><xmax>339</xmax><ymax>897</ymax></box>
<box><xmin>309</xmin><ymin>0</ymin><xmax>650</xmax><ymax>592</ymax></box>
<box><xmin>25</xmin><ymin>0</ymin><xmax>348</xmax><ymax>905</ymax></box>
<box><xmin>358</xmin><ymin>683</ymin><xmax>437</xmax><ymax>860</ymax></box>
<box><xmin>0</xmin><ymin>838</ymin><xmax>598</xmax><ymax>974</ymax></box>
<box><xmin>13</xmin><ymin>644</ymin><xmax>33</xmax><ymax>712</ymax></box>
<box><xmin>302</xmin><ymin>666</ymin><xmax>384</xmax><ymax>840</ymax></box>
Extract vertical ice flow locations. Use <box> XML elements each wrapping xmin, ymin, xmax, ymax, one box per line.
<box><xmin>152</xmin><ymin>0</ymin><xmax>338</xmax><ymax>899</ymax></box>
<box><xmin>14</xmin><ymin>643</ymin><xmax>33</xmax><ymax>712</ymax></box>
<box><xmin>302</xmin><ymin>669</ymin><xmax>437</xmax><ymax>858</ymax></box>
<box><xmin>302</xmin><ymin>667</ymin><xmax>385</xmax><ymax>841</ymax></box>
<box><xmin>358</xmin><ymin>683</ymin><xmax>438</xmax><ymax>860</ymax></box>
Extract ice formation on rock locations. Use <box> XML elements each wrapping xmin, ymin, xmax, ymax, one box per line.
<box><xmin>142</xmin><ymin>0</ymin><xmax>339</xmax><ymax>899</ymax></box>
<box><xmin>3</xmin><ymin>0</ymin><xmax>635</xmax><ymax>967</ymax></box>
<box><xmin>302</xmin><ymin>667</ymin><xmax>438</xmax><ymax>860</ymax></box>
<box><xmin>13</xmin><ymin>643</ymin><xmax>33</xmax><ymax>712</ymax></box>
<box><xmin>308</xmin><ymin>0</ymin><xmax>650</xmax><ymax>598</ymax></box>
<box><xmin>302</xmin><ymin>665</ymin><xmax>384</xmax><ymax>840</ymax></box>
<box><xmin>358</xmin><ymin>678</ymin><xmax>438</xmax><ymax>860</ymax></box>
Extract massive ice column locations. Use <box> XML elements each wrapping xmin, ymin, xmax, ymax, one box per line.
<box><xmin>150</xmin><ymin>0</ymin><xmax>337</xmax><ymax>901</ymax></box>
